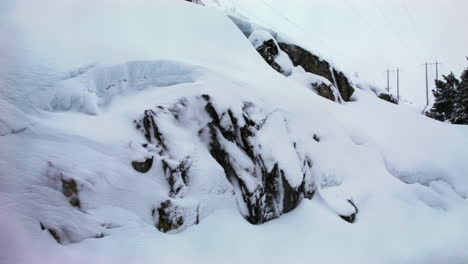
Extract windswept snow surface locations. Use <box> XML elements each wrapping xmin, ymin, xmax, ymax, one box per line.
<box><xmin>1</xmin><ymin>1</ymin><xmax>468</xmax><ymax>264</ymax></box>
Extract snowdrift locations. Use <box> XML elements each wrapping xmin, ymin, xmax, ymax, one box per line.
<box><xmin>0</xmin><ymin>1</ymin><xmax>467</xmax><ymax>264</ymax></box>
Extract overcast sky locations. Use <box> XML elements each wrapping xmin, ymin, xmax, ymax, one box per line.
<box><xmin>220</xmin><ymin>0</ymin><xmax>468</xmax><ymax>106</ymax></box>
<box><xmin>1</xmin><ymin>0</ymin><xmax>466</xmax><ymax>107</ymax></box>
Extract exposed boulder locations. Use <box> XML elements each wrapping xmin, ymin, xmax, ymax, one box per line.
<box><xmin>378</xmin><ymin>93</ymin><xmax>399</xmax><ymax>104</ymax></box>
<box><xmin>46</xmin><ymin>162</ymin><xmax>82</xmax><ymax>208</ymax></box>
<box><xmin>339</xmin><ymin>200</ymin><xmax>359</xmax><ymax>223</ymax></box>
<box><xmin>255</xmin><ymin>39</ymin><xmax>283</xmax><ymax>74</ymax></box>
<box><xmin>202</xmin><ymin>95</ymin><xmax>314</xmax><ymax>224</ymax></box>
<box><xmin>278</xmin><ymin>43</ymin><xmax>354</xmax><ymax>101</ymax></box>
<box><xmin>312</xmin><ymin>83</ymin><xmax>336</xmax><ymax>102</ymax></box>
<box><xmin>246</xmin><ymin>29</ymin><xmax>353</xmax><ymax>103</ymax></box>
<box><xmin>131</xmin><ymin>156</ymin><xmax>154</xmax><ymax>173</ymax></box>
<box><xmin>153</xmin><ymin>200</ymin><xmax>185</xmax><ymax>233</ymax></box>
<box><xmin>132</xmin><ymin>94</ymin><xmax>358</xmax><ymax>231</ymax></box>
<box><xmin>61</xmin><ymin>178</ymin><xmax>81</xmax><ymax>208</ymax></box>
<box><xmin>151</xmin><ymin>199</ymin><xmax>200</xmax><ymax>233</ymax></box>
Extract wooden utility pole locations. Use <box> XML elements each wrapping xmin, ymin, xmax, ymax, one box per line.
<box><xmin>397</xmin><ymin>68</ymin><xmax>400</xmax><ymax>100</ymax></box>
<box><xmin>387</xmin><ymin>69</ymin><xmax>390</xmax><ymax>93</ymax></box>
<box><xmin>424</xmin><ymin>61</ymin><xmax>441</xmax><ymax>107</ymax></box>
<box><xmin>385</xmin><ymin>68</ymin><xmax>400</xmax><ymax>98</ymax></box>
<box><xmin>425</xmin><ymin>62</ymin><xmax>429</xmax><ymax>107</ymax></box>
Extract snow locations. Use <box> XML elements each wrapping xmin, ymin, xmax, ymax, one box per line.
<box><xmin>1</xmin><ymin>0</ymin><xmax>468</xmax><ymax>264</ymax></box>
<box><xmin>202</xmin><ymin>0</ymin><xmax>468</xmax><ymax>108</ymax></box>
<box><xmin>248</xmin><ymin>29</ymin><xmax>342</xmax><ymax>101</ymax></box>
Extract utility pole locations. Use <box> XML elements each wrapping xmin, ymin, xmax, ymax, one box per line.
<box><xmin>423</xmin><ymin>61</ymin><xmax>441</xmax><ymax>108</ymax></box>
<box><xmin>385</xmin><ymin>68</ymin><xmax>400</xmax><ymax>97</ymax></box>
<box><xmin>387</xmin><ymin>69</ymin><xmax>390</xmax><ymax>93</ymax></box>
<box><xmin>397</xmin><ymin>67</ymin><xmax>400</xmax><ymax>100</ymax></box>
<box><xmin>425</xmin><ymin>62</ymin><xmax>429</xmax><ymax>107</ymax></box>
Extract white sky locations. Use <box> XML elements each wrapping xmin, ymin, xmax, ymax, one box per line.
<box><xmin>1</xmin><ymin>0</ymin><xmax>466</xmax><ymax>106</ymax></box>
<box><xmin>218</xmin><ymin>0</ymin><xmax>468</xmax><ymax>106</ymax></box>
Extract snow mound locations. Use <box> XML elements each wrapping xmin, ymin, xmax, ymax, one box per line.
<box><xmin>50</xmin><ymin>60</ymin><xmax>201</xmax><ymax>115</ymax></box>
<box><xmin>248</xmin><ymin>29</ymin><xmax>344</xmax><ymax>102</ymax></box>
<box><xmin>1</xmin><ymin>0</ymin><xmax>468</xmax><ymax>264</ymax></box>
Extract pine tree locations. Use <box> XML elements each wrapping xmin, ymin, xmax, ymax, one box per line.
<box><xmin>451</xmin><ymin>60</ymin><xmax>468</xmax><ymax>124</ymax></box>
<box><xmin>426</xmin><ymin>73</ymin><xmax>459</xmax><ymax>122</ymax></box>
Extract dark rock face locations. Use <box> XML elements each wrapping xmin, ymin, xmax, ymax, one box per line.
<box><xmin>339</xmin><ymin>200</ymin><xmax>359</xmax><ymax>223</ymax></box>
<box><xmin>202</xmin><ymin>95</ymin><xmax>314</xmax><ymax>224</ymax></box>
<box><xmin>162</xmin><ymin>158</ymin><xmax>191</xmax><ymax>197</ymax></box>
<box><xmin>278</xmin><ymin>43</ymin><xmax>354</xmax><ymax>101</ymax></box>
<box><xmin>132</xmin><ymin>94</ymin><xmax>361</xmax><ymax>231</ymax></box>
<box><xmin>46</xmin><ymin>162</ymin><xmax>82</xmax><ymax>209</ymax></box>
<box><xmin>256</xmin><ymin>39</ymin><xmax>283</xmax><ymax>74</ymax></box>
<box><xmin>133</xmin><ymin>95</ymin><xmax>319</xmax><ymax>229</ymax></box>
<box><xmin>61</xmin><ymin>178</ymin><xmax>81</xmax><ymax>208</ymax></box>
<box><xmin>131</xmin><ymin>157</ymin><xmax>154</xmax><ymax>173</ymax></box>
<box><xmin>134</xmin><ymin>109</ymin><xmax>190</xmax><ymax>198</ymax></box>
<box><xmin>378</xmin><ymin>93</ymin><xmax>399</xmax><ymax>104</ymax></box>
<box><xmin>184</xmin><ymin>0</ymin><xmax>204</xmax><ymax>5</ymax></box>
<box><xmin>153</xmin><ymin>200</ymin><xmax>185</xmax><ymax>233</ymax></box>
<box><xmin>312</xmin><ymin>83</ymin><xmax>336</xmax><ymax>102</ymax></box>
<box><xmin>333</xmin><ymin>69</ymin><xmax>354</xmax><ymax>102</ymax></box>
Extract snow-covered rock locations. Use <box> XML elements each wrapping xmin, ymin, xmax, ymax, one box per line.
<box><xmin>1</xmin><ymin>1</ymin><xmax>468</xmax><ymax>264</ymax></box>
<box><xmin>246</xmin><ymin>28</ymin><xmax>353</xmax><ymax>103</ymax></box>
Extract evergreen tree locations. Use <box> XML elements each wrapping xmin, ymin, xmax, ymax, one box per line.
<box><xmin>451</xmin><ymin>60</ymin><xmax>468</xmax><ymax>124</ymax></box>
<box><xmin>426</xmin><ymin>73</ymin><xmax>459</xmax><ymax>122</ymax></box>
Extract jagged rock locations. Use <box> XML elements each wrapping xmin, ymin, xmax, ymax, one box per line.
<box><xmin>134</xmin><ymin>95</ymin><xmax>317</xmax><ymax>226</ymax></box>
<box><xmin>133</xmin><ymin>94</ymin><xmax>358</xmax><ymax>229</ymax></box>
<box><xmin>185</xmin><ymin>0</ymin><xmax>204</xmax><ymax>5</ymax></box>
<box><xmin>152</xmin><ymin>200</ymin><xmax>199</xmax><ymax>233</ymax></box>
<box><xmin>202</xmin><ymin>95</ymin><xmax>313</xmax><ymax>224</ymax></box>
<box><xmin>61</xmin><ymin>178</ymin><xmax>81</xmax><ymax>208</ymax></box>
<box><xmin>278</xmin><ymin>43</ymin><xmax>354</xmax><ymax>101</ymax></box>
<box><xmin>339</xmin><ymin>200</ymin><xmax>359</xmax><ymax>223</ymax></box>
<box><xmin>333</xmin><ymin>69</ymin><xmax>354</xmax><ymax>102</ymax></box>
<box><xmin>312</xmin><ymin>83</ymin><xmax>336</xmax><ymax>102</ymax></box>
<box><xmin>256</xmin><ymin>39</ymin><xmax>282</xmax><ymax>73</ymax></box>
<box><xmin>134</xmin><ymin>109</ymin><xmax>191</xmax><ymax>198</ymax></box>
<box><xmin>47</xmin><ymin>162</ymin><xmax>82</xmax><ymax>208</ymax></box>
<box><xmin>131</xmin><ymin>156</ymin><xmax>154</xmax><ymax>173</ymax></box>
<box><xmin>153</xmin><ymin>200</ymin><xmax>184</xmax><ymax>233</ymax></box>
<box><xmin>378</xmin><ymin>93</ymin><xmax>399</xmax><ymax>104</ymax></box>
<box><xmin>162</xmin><ymin>158</ymin><xmax>191</xmax><ymax>197</ymax></box>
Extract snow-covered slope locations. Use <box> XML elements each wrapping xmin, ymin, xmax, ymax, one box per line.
<box><xmin>1</xmin><ymin>1</ymin><xmax>467</xmax><ymax>264</ymax></box>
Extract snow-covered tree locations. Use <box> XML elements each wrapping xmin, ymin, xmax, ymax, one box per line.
<box><xmin>426</xmin><ymin>73</ymin><xmax>459</xmax><ymax>122</ymax></box>
<box><xmin>451</xmin><ymin>60</ymin><xmax>468</xmax><ymax>124</ymax></box>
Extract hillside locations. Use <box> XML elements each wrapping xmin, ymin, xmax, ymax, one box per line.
<box><xmin>0</xmin><ymin>1</ymin><xmax>467</xmax><ymax>264</ymax></box>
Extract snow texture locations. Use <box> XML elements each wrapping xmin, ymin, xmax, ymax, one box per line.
<box><xmin>1</xmin><ymin>1</ymin><xmax>468</xmax><ymax>264</ymax></box>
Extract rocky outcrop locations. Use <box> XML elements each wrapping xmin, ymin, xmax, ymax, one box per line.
<box><xmin>278</xmin><ymin>43</ymin><xmax>354</xmax><ymax>101</ymax></box>
<box><xmin>61</xmin><ymin>178</ymin><xmax>81</xmax><ymax>208</ymax></box>
<box><xmin>246</xmin><ymin>29</ymin><xmax>354</xmax><ymax>103</ymax></box>
<box><xmin>255</xmin><ymin>39</ymin><xmax>283</xmax><ymax>74</ymax></box>
<box><xmin>41</xmin><ymin>162</ymin><xmax>106</xmax><ymax>244</ymax></box>
<box><xmin>202</xmin><ymin>95</ymin><xmax>315</xmax><ymax>224</ymax></box>
<box><xmin>131</xmin><ymin>94</ymin><xmax>357</xmax><ymax>231</ymax></box>
<box><xmin>131</xmin><ymin>157</ymin><xmax>154</xmax><ymax>173</ymax></box>
<box><xmin>378</xmin><ymin>93</ymin><xmax>399</xmax><ymax>104</ymax></box>
<box><xmin>153</xmin><ymin>200</ymin><xmax>185</xmax><ymax>233</ymax></box>
<box><xmin>46</xmin><ymin>162</ymin><xmax>82</xmax><ymax>208</ymax></box>
<box><xmin>312</xmin><ymin>83</ymin><xmax>336</xmax><ymax>102</ymax></box>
